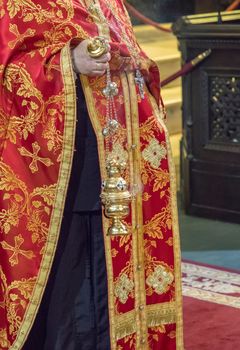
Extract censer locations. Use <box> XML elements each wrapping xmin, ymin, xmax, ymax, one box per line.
<box><xmin>101</xmin><ymin>160</ymin><xmax>132</xmax><ymax>236</ymax></box>
<box><xmin>87</xmin><ymin>36</ymin><xmax>108</xmax><ymax>58</ymax></box>
<box><xmin>87</xmin><ymin>37</ymin><xmax>132</xmax><ymax>236</ymax></box>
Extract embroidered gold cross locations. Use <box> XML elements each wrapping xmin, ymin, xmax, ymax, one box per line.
<box><xmin>114</xmin><ymin>273</ymin><xmax>134</xmax><ymax>304</ymax></box>
<box><xmin>8</xmin><ymin>24</ymin><xmax>36</xmax><ymax>49</ymax></box>
<box><xmin>18</xmin><ymin>142</ymin><xmax>53</xmax><ymax>173</ymax></box>
<box><xmin>146</xmin><ymin>265</ymin><xmax>174</xmax><ymax>295</ymax></box>
<box><xmin>1</xmin><ymin>235</ymin><xmax>35</xmax><ymax>267</ymax></box>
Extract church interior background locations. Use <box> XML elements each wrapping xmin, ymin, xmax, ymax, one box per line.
<box><xmin>128</xmin><ymin>0</ymin><xmax>240</xmax><ymax>348</ymax></box>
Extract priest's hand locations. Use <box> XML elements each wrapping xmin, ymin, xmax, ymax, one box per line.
<box><xmin>72</xmin><ymin>39</ymin><xmax>111</xmax><ymax>77</ymax></box>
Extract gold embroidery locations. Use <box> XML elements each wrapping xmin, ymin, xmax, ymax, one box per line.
<box><xmin>142</xmin><ymin>192</ymin><xmax>151</xmax><ymax>202</ymax></box>
<box><xmin>1</xmin><ymin>62</ymin><xmax>64</xmax><ymax>177</ymax></box>
<box><xmin>141</xmin><ymin>160</ymin><xmax>170</xmax><ymax>194</ymax></box>
<box><xmin>115</xmin><ymin>273</ymin><xmax>134</xmax><ymax>304</ymax></box>
<box><xmin>166</xmin><ymin>237</ymin><xmax>174</xmax><ymax>246</ymax></box>
<box><xmin>0</xmin><ymin>108</ymin><xmax>18</xmax><ymax>145</ymax></box>
<box><xmin>8</xmin><ymin>24</ymin><xmax>35</xmax><ymax>49</ymax></box>
<box><xmin>0</xmin><ymin>157</ymin><xmax>56</xmax><ymax>248</ymax></box>
<box><xmin>147</xmin><ymin>303</ymin><xmax>176</xmax><ymax>328</ymax></box>
<box><xmin>146</xmin><ymin>91</ymin><xmax>184</xmax><ymax>349</ymax></box>
<box><xmin>111</xmin><ymin>248</ymin><xmax>119</xmax><ymax>258</ymax></box>
<box><xmin>0</xmin><ymin>203</ymin><xmax>20</xmax><ymax>235</ymax></box>
<box><xmin>107</xmin><ymin>142</ymin><xmax>129</xmax><ymax>165</ymax></box>
<box><xmin>114</xmin><ymin>303</ymin><xmax>176</xmax><ymax>340</ymax></box>
<box><xmin>18</xmin><ymin>142</ymin><xmax>53</xmax><ymax>173</ymax></box>
<box><xmin>2</xmin><ymin>63</ymin><xmax>45</xmax><ymax>144</ymax></box>
<box><xmin>0</xmin><ymin>162</ymin><xmax>27</xmax><ymax>235</ymax></box>
<box><xmin>0</xmin><ymin>328</ymin><xmax>10</xmax><ymax>348</ymax></box>
<box><xmin>7</xmin><ymin>0</ymin><xmax>70</xmax><ymax>23</ymax></box>
<box><xmin>168</xmin><ymin>330</ymin><xmax>176</xmax><ymax>339</ymax></box>
<box><xmin>0</xmin><ymin>2</ymin><xmax>5</xmax><ymax>19</ymax></box>
<box><xmin>88</xmin><ymin>2</ymin><xmax>110</xmax><ymax>37</ymax></box>
<box><xmin>122</xmin><ymin>333</ymin><xmax>137</xmax><ymax>348</ymax></box>
<box><xmin>106</xmin><ymin>1</ymin><xmax>141</xmax><ymax>63</ymax></box>
<box><xmin>140</xmin><ymin>115</ymin><xmax>163</xmax><ymax>143</ymax></box>
<box><xmin>146</xmin><ymin>265</ymin><xmax>174</xmax><ymax>295</ymax></box>
<box><xmin>0</xmin><ymin>266</ymin><xmax>36</xmax><ymax>336</ymax></box>
<box><xmin>9</xmin><ymin>44</ymin><xmax>77</xmax><ymax>349</ymax></box>
<box><xmin>142</xmin><ymin>138</ymin><xmax>167</xmax><ymax>169</ymax></box>
<box><xmin>144</xmin><ymin>202</ymin><xmax>172</xmax><ymax>240</ymax></box>
<box><xmin>31</xmin><ymin>184</ymin><xmax>56</xmax><ymax>206</ymax></box>
<box><xmin>0</xmin><ymin>0</ymin><xmax>184</xmax><ymax>347</ymax></box>
<box><xmin>115</xmin><ymin>310</ymin><xmax>137</xmax><ymax>341</ymax></box>
<box><xmin>148</xmin><ymin>326</ymin><xmax>166</xmax><ymax>346</ymax></box>
<box><xmin>88</xmin><ymin>2</ymin><xmax>106</xmax><ymax>23</ymax></box>
<box><xmin>1</xmin><ymin>235</ymin><xmax>35</xmax><ymax>267</ymax></box>
<box><xmin>4</xmin><ymin>63</ymin><xmax>42</xmax><ymax>98</ymax></box>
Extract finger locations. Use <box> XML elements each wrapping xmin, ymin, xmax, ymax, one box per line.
<box><xmin>89</xmin><ymin>70</ymin><xmax>106</xmax><ymax>77</ymax></box>
<box><xmin>93</xmin><ymin>62</ymin><xmax>108</xmax><ymax>71</ymax></box>
<box><xmin>95</xmin><ymin>52</ymin><xmax>111</xmax><ymax>63</ymax></box>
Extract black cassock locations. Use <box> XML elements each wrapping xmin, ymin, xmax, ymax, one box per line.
<box><xmin>24</xmin><ymin>78</ymin><xmax>111</xmax><ymax>350</ymax></box>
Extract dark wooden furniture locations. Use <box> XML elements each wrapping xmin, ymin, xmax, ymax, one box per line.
<box><xmin>195</xmin><ymin>0</ymin><xmax>233</xmax><ymax>13</ymax></box>
<box><xmin>173</xmin><ymin>11</ymin><xmax>240</xmax><ymax>223</ymax></box>
<box><xmin>128</xmin><ymin>0</ymin><xmax>195</xmax><ymax>23</ymax></box>
<box><xmin>128</xmin><ymin>0</ymin><xmax>230</xmax><ymax>24</ymax></box>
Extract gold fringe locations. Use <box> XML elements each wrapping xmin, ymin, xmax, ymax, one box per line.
<box><xmin>115</xmin><ymin>303</ymin><xmax>177</xmax><ymax>341</ymax></box>
<box><xmin>147</xmin><ymin>303</ymin><xmax>176</xmax><ymax>328</ymax></box>
<box><xmin>115</xmin><ymin>311</ymin><xmax>137</xmax><ymax>341</ymax></box>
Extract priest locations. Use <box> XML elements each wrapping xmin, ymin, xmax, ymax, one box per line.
<box><xmin>0</xmin><ymin>1</ymin><xmax>183</xmax><ymax>349</ymax></box>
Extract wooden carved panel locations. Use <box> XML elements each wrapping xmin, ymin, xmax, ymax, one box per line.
<box><xmin>210</xmin><ymin>76</ymin><xmax>240</xmax><ymax>144</ymax></box>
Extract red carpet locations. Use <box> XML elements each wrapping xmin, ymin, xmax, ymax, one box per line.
<box><xmin>182</xmin><ymin>261</ymin><xmax>240</xmax><ymax>350</ymax></box>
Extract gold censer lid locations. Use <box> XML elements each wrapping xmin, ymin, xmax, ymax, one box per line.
<box><xmin>87</xmin><ymin>36</ymin><xmax>108</xmax><ymax>58</ymax></box>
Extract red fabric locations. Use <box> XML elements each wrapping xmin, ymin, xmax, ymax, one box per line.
<box><xmin>0</xmin><ymin>1</ymin><xmax>181</xmax><ymax>349</ymax></box>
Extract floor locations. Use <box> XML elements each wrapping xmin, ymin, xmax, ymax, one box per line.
<box><xmin>178</xmin><ymin>201</ymin><xmax>240</xmax><ymax>271</ymax></box>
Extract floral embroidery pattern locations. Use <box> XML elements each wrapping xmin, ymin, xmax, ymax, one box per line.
<box><xmin>0</xmin><ymin>0</ymin><xmax>181</xmax><ymax>348</ymax></box>
<box><xmin>0</xmin><ymin>328</ymin><xmax>11</xmax><ymax>348</ymax></box>
<box><xmin>0</xmin><ymin>266</ymin><xmax>36</xmax><ymax>337</ymax></box>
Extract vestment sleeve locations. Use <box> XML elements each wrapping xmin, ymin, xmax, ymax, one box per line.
<box><xmin>0</xmin><ymin>1</ymin><xmax>90</xmax><ymax>156</ymax></box>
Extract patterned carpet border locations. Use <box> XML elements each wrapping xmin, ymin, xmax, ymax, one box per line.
<box><xmin>182</xmin><ymin>261</ymin><xmax>240</xmax><ymax>309</ymax></box>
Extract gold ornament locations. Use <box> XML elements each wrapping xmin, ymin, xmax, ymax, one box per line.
<box><xmin>87</xmin><ymin>36</ymin><xmax>108</xmax><ymax>58</ymax></box>
<box><xmin>101</xmin><ymin>160</ymin><xmax>132</xmax><ymax>236</ymax></box>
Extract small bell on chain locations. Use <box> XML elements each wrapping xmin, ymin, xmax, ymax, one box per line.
<box><xmin>101</xmin><ymin>160</ymin><xmax>132</xmax><ymax>236</ymax></box>
<box><xmin>102</xmin><ymin>119</ymin><xmax>120</xmax><ymax>137</ymax></box>
<box><xmin>103</xmin><ymin>81</ymin><xmax>119</xmax><ymax>98</ymax></box>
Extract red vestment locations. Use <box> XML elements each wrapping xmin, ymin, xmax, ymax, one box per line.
<box><xmin>0</xmin><ymin>1</ymin><xmax>183</xmax><ymax>349</ymax></box>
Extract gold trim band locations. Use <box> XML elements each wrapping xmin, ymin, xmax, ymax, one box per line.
<box><xmin>115</xmin><ymin>303</ymin><xmax>177</xmax><ymax>341</ymax></box>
